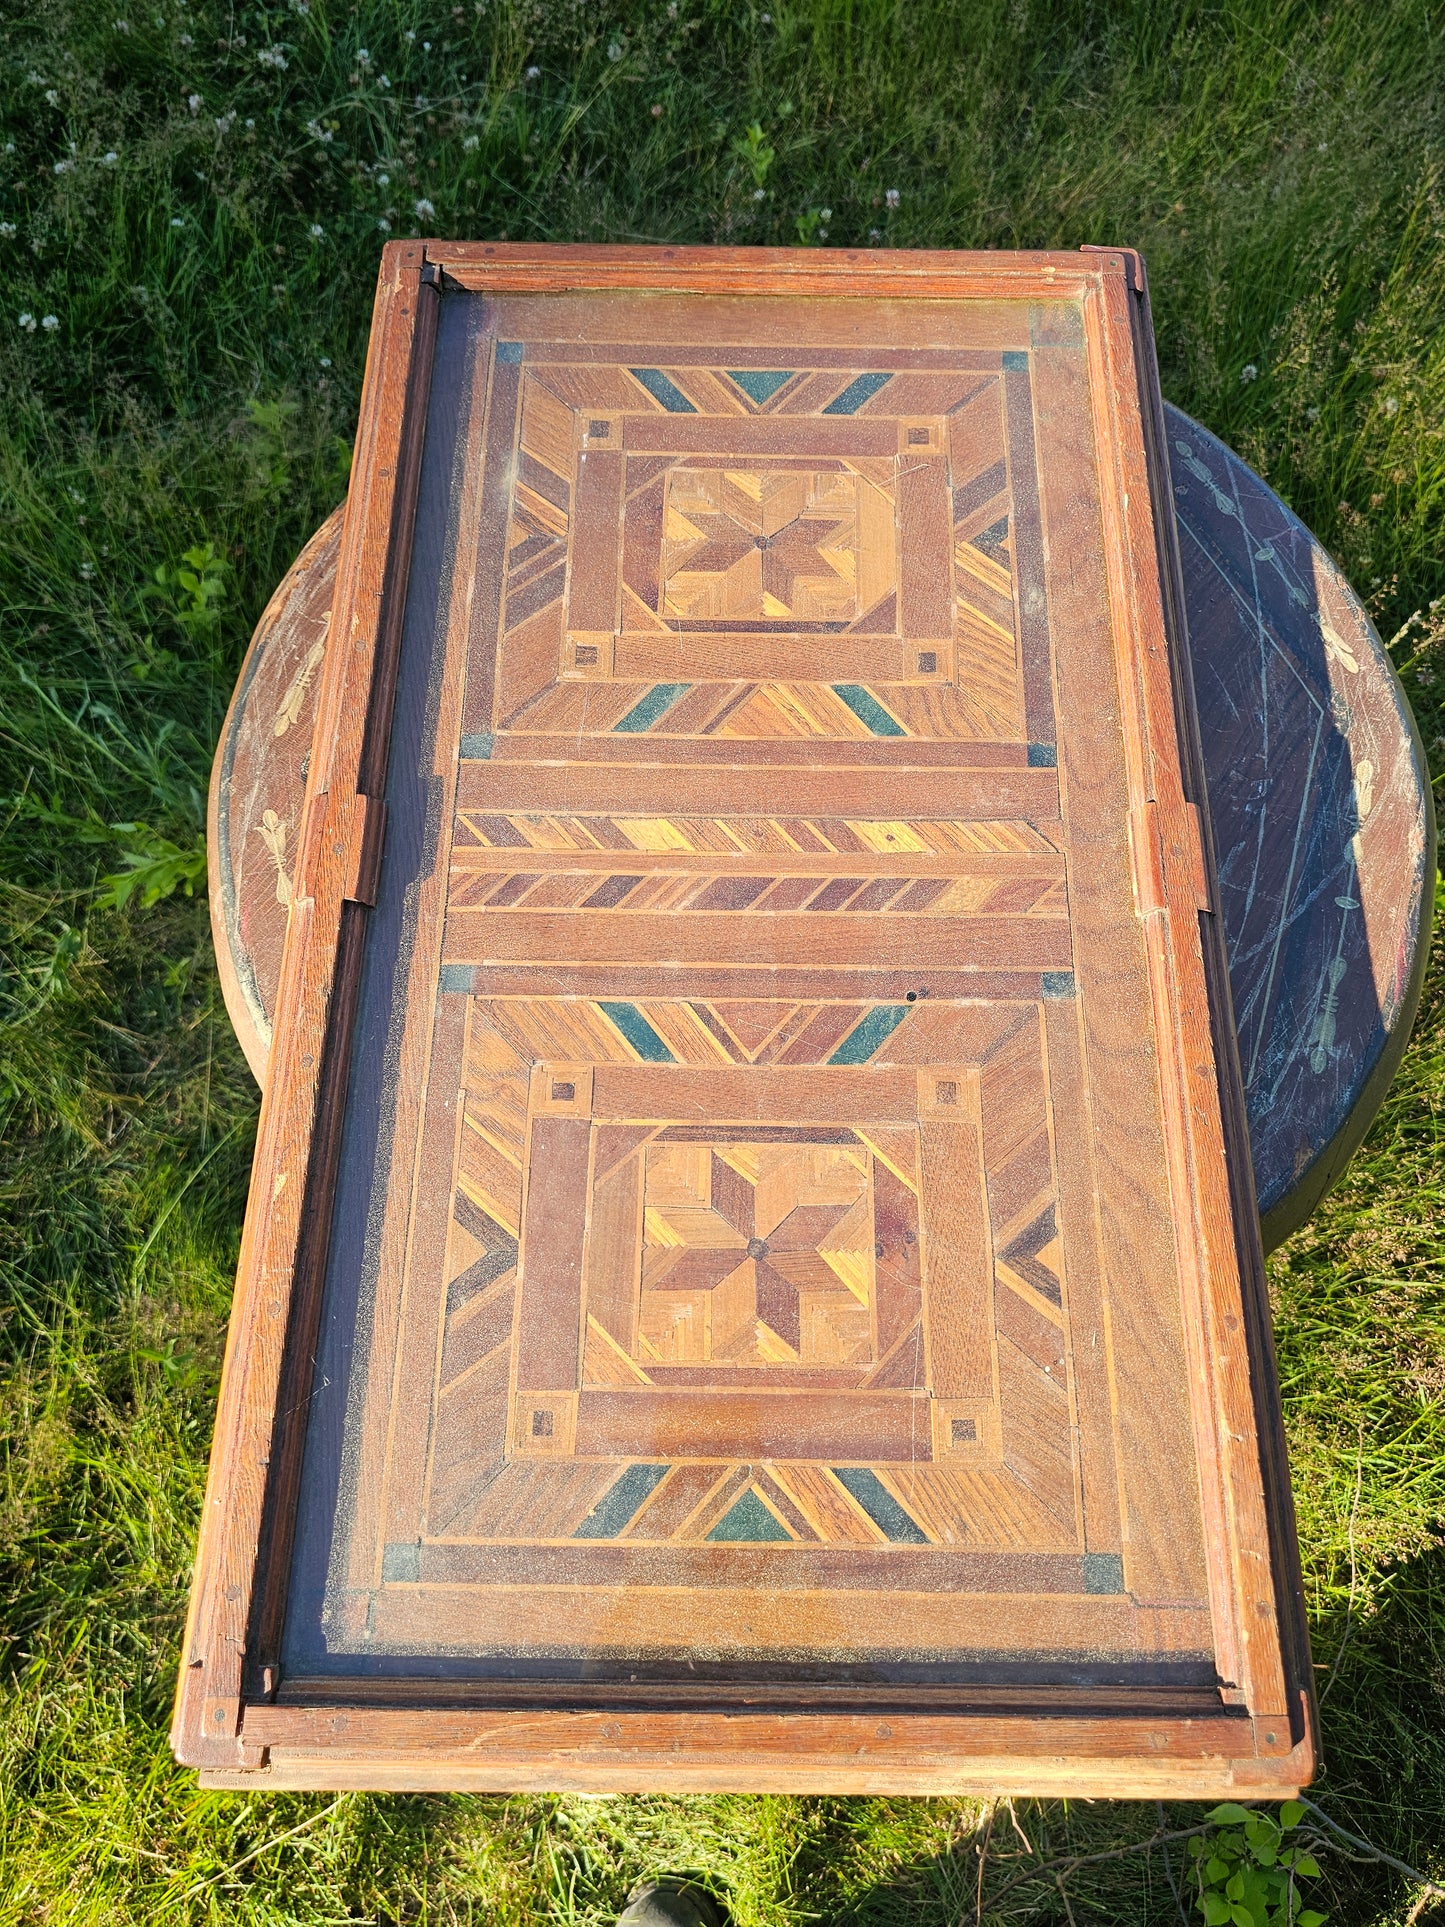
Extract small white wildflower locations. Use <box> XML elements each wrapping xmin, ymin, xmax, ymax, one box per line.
<box><xmin>46</xmin><ymin>88</ymin><xmax>61</xmax><ymax>106</ymax></box>
<box><xmin>319</xmin><ymin>356</ymin><xmax>331</xmax><ymax>367</ymax></box>
<box><xmin>179</xmin><ymin>30</ymin><xmax>192</xmax><ymax>44</ymax></box>
<box><xmin>414</xmin><ymin>94</ymin><xmax>428</xmax><ymax>109</ymax></box>
<box><xmin>41</xmin><ymin>314</ymin><xmax>58</xmax><ymax>330</ymax></box>
<box><xmin>462</xmin><ymin>133</ymin><xmax>479</xmax><ymax>150</ymax></box>
<box><xmin>378</xmin><ymin>74</ymin><xmax>391</xmax><ymax>87</ymax></box>
<box><xmin>306</xmin><ymin>119</ymin><xmax>333</xmax><ymax>142</ymax></box>
<box><xmin>1382</xmin><ymin>395</ymin><xmax>1399</xmax><ymax>417</ymax></box>
<box><xmin>752</xmin><ymin>187</ymin><xmax>764</xmax><ymax>201</ymax></box>
<box><xmin>1307</xmin><ymin>405</ymin><xmax>1321</xmax><ymax>422</ymax></box>
<box><xmin>423</xmin><ymin>39</ymin><xmax>431</xmax><ymax>50</ymax></box>
<box><xmin>414</xmin><ymin>196</ymin><xmax>435</xmax><ymax>218</ymax></box>
<box><xmin>376</xmin><ymin>171</ymin><xmax>390</xmax><ymax>186</ymax></box>
<box><xmin>356</xmin><ymin>46</ymin><xmax>371</xmax><ymax>65</ymax></box>
<box><xmin>232</xmin><ymin>32</ymin><xmax>246</xmax><ymax>45</ymax></box>
<box><xmin>131</xmin><ymin>283</ymin><xmax>147</xmax><ymax>297</ymax></box>
<box><xmin>309</xmin><ymin>223</ymin><xmax>324</xmax><ymax>238</ymax></box>
<box><xmin>1318</xmin><ymin>140</ymin><xmax>1328</xmax><ymax>152</ymax></box>
<box><xmin>1240</xmin><ymin>363</ymin><xmax>1258</xmax><ymax>383</ymax></box>
<box><xmin>3</xmin><ymin>144</ymin><xmax>13</xmax><ymax>154</ymax></box>
<box><xmin>377</xmin><ymin>216</ymin><xmax>392</xmax><ymax>230</ymax></box>
<box><xmin>820</xmin><ymin>207</ymin><xmax>831</xmax><ymax>220</ymax></box>
<box><xmin>257</xmin><ymin>45</ymin><xmax>288</xmax><ymax>68</ymax></box>
<box><xmin>526</xmin><ymin>64</ymin><xmax>540</xmax><ymax>78</ymax></box>
<box><xmin>245</xmin><ymin>117</ymin><xmax>255</xmax><ymax>128</ymax></box>
<box><xmin>170</xmin><ymin>215</ymin><xmax>184</xmax><ymax>226</ymax></box>
<box><xmin>69</xmin><ymin>487</ymin><xmax>84</xmax><ymax>502</ymax></box>
<box><xmin>405</xmin><ymin>27</ymin><xmax>416</xmax><ymax>39</ymax></box>
<box><xmin>114</xmin><ymin>17</ymin><xmax>130</xmax><ymax>29</ymax></box>
<box><xmin>27</xmin><ymin>71</ymin><xmax>46</xmax><ymax>84</ymax></box>
<box><xmin>214</xmin><ymin>113</ymin><xmax>234</xmax><ymax>134</ymax></box>
<box><xmin>80</xmin><ymin>562</ymin><xmax>95</xmax><ymax>578</ymax></box>
<box><xmin>667</xmin><ymin>1</ymin><xmax>677</xmax><ymax>13</ymax></box>
<box><xmin>761</xmin><ymin>10</ymin><xmax>771</xmax><ymax>19</ymax></box>
<box><xmin>188</xmin><ymin>91</ymin><xmax>202</xmax><ymax>113</ymax></box>
<box><xmin>650</xmin><ymin>103</ymin><xmax>662</xmax><ymax>117</ymax></box>
<box><xmin>0</xmin><ymin>223</ymin><xmax>15</xmax><ymax>239</ymax></box>
<box><xmin>607</xmin><ymin>40</ymin><xmax>623</xmax><ymax>59</ymax></box>
<box><xmin>53</xmin><ymin>159</ymin><xmax>73</xmax><ymax>174</ymax></box>
<box><xmin>884</xmin><ymin>186</ymin><xmax>900</xmax><ymax>209</ymax></box>
<box><xmin>18</xmin><ymin>312</ymin><xmax>36</xmax><ymax>331</ymax></box>
<box><xmin>102</xmin><ymin>150</ymin><xmax>120</xmax><ymax>165</ymax></box>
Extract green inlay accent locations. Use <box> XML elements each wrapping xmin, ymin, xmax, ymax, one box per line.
<box><xmin>727</xmin><ymin>368</ymin><xmax>794</xmax><ymax>404</ymax></box>
<box><xmin>1082</xmin><ymin>1551</ymin><xmax>1126</xmax><ymax>1594</ymax></box>
<box><xmin>439</xmin><ymin>964</ymin><xmax>474</xmax><ymax>995</ymax></box>
<box><xmin>1002</xmin><ymin>348</ymin><xmax>1030</xmax><ymax>371</ymax></box>
<box><xmin>630</xmin><ymin>367</ymin><xmax>697</xmax><ymax>413</ymax></box>
<box><xmin>706</xmin><ymin>1488</ymin><xmax>792</xmax><ymax>1542</ymax></box>
<box><xmin>1027</xmin><ymin>741</ymin><xmax>1057</xmax><ymax>768</ymax></box>
<box><xmin>1040</xmin><ymin>971</ymin><xmax>1076</xmax><ymax>1001</ymax></box>
<box><xmin>599</xmin><ymin>1001</ymin><xmax>675</xmax><ymax>1062</ymax></box>
<box><xmin>573</xmin><ymin>1464</ymin><xmax>669</xmax><ymax>1539</ymax></box>
<box><xmin>496</xmin><ymin>340</ymin><xmax>524</xmax><ymax>364</ymax></box>
<box><xmin>615</xmin><ymin>683</ymin><xmax>691</xmax><ymax>732</ymax></box>
<box><xmin>381</xmin><ymin>1541</ymin><xmax>421</xmax><ymax>1581</ymax></box>
<box><xmin>822</xmin><ymin>371</ymin><xmax>893</xmax><ymax>415</ymax></box>
<box><xmin>832</xmin><ymin>1467</ymin><xmax>928</xmax><ymax>1543</ymax></box>
<box><xmin>829</xmin><ymin>1004</ymin><xmax>911</xmax><ymax>1065</ymax></box>
<box><xmin>833</xmin><ymin>684</ymin><xmax>906</xmax><ymax>737</ymax></box>
<box><xmin>460</xmin><ymin>731</ymin><xmax>494</xmax><ymax>759</ymax></box>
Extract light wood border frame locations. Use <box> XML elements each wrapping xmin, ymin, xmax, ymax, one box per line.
<box><xmin>174</xmin><ymin>243</ymin><xmax>1316</xmax><ymax>1794</ymax></box>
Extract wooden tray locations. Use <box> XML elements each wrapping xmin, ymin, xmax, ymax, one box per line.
<box><xmin>175</xmin><ymin>243</ymin><xmax>1318</xmax><ymax>1795</ymax></box>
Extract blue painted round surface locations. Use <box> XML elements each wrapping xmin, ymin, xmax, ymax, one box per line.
<box><xmin>1166</xmin><ymin>405</ymin><xmax>1434</xmax><ymax>1247</ymax></box>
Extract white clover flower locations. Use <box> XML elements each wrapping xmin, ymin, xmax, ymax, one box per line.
<box><xmin>18</xmin><ymin>312</ymin><xmax>36</xmax><ymax>331</ymax></box>
<box><xmin>257</xmin><ymin>45</ymin><xmax>288</xmax><ymax>67</ymax></box>
<box><xmin>607</xmin><ymin>40</ymin><xmax>623</xmax><ymax>59</ymax></box>
<box><xmin>0</xmin><ymin>223</ymin><xmax>15</xmax><ymax>239</ymax></box>
<box><xmin>376</xmin><ymin>171</ymin><xmax>390</xmax><ymax>186</ymax></box>
<box><xmin>41</xmin><ymin>313</ymin><xmax>58</xmax><ymax>330</ymax></box>
<box><xmin>423</xmin><ymin>39</ymin><xmax>431</xmax><ymax>50</ymax></box>
<box><xmin>27</xmin><ymin>71</ymin><xmax>46</xmax><ymax>84</ymax></box>
<box><xmin>45</xmin><ymin>89</ymin><xmax>61</xmax><ymax>106</ymax></box>
<box><xmin>378</xmin><ymin>74</ymin><xmax>391</xmax><ymax>87</ymax></box>
<box><xmin>69</xmin><ymin>487</ymin><xmax>84</xmax><ymax>502</ymax></box>
<box><xmin>462</xmin><ymin>133</ymin><xmax>479</xmax><ymax>150</ymax></box>
<box><xmin>357</xmin><ymin>46</ymin><xmax>371</xmax><ymax>64</ymax></box>
<box><xmin>188</xmin><ymin>92</ymin><xmax>202</xmax><ymax>113</ymax></box>
<box><xmin>114</xmin><ymin>18</ymin><xmax>130</xmax><ymax>29</ymax></box>
<box><xmin>1306</xmin><ymin>405</ymin><xmax>1321</xmax><ymax>422</ymax></box>
<box><xmin>320</xmin><ymin>356</ymin><xmax>331</xmax><ymax>367</ymax></box>
<box><xmin>309</xmin><ymin>223</ymin><xmax>324</xmax><ymax>238</ymax></box>
<box><xmin>170</xmin><ymin>215</ymin><xmax>184</xmax><ymax>226</ymax></box>
<box><xmin>102</xmin><ymin>150</ymin><xmax>119</xmax><ymax>165</ymax></box>
<box><xmin>179</xmin><ymin>31</ymin><xmax>192</xmax><ymax>44</ymax></box>
<box><xmin>526</xmin><ymin>63</ymin><xmax>540</xmax><ymax>78</ymax></box>
<box><xmin>752</xmin><ymin>187</ymin><xmax>765</xmax><ymax>201</ymax></box>
<box><xmin>1240</xmin><ymin>363</ymin><xmax>1258</xmax><ymax>383</ymax></box>
<box><xmin>377</xmin><ymin>216</ymin><xmax>392</xmax><ymax>230</ymax></box>
<box><xmin>884</xmin><ymin>187</ymin><xmax>900</xmax><ymax>209</ymax></box>
<box><xmin>414</xmin><ymin>94</ymin><xmax>428</xmax><ymax>109</ymax></box>
<box><xmin>651</xmin><ymin>103</ymin><xmax>662</xmax><ymax>117</ymax></box>
<box><xmin>405</xmin><ymin>26</ymin><xmax>416</xmax><ymax>38</ymax></box>
<box><xmin>761</xmin><ymin>10</ymin><xmax>772</xmax><ymax>20</ymax></box>
<box><xmin>1383</xmin><ymin>395</ymin><xmax>1399</xmax><ymax>416</ymax></box>
<box><xmin>821</xmin><ymin>207</ymin><xmax>831</xmax><ymax>220</ymax></box>
<box><xmin>414</xmin><ymin>196</ymin><xmax>435</xmax><ymax>218</ymax></box>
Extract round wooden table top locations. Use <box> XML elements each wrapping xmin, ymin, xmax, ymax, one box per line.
<box><xmin>209</xmin><ymin>404</ymin><xmax>1434</xmax><ymax>1252</ymax></box>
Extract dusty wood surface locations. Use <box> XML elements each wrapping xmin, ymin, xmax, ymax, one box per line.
<box><xmin>185</xmin><ymin>243</ymin><xmax>1331</xmax><ymax>1793</ymax></box>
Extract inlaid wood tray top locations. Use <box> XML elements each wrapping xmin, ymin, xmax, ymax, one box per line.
<box><xmin>176</xmin><ymin>245</ymin><xmax>1317</xmax><ymax>1797</ymax></box>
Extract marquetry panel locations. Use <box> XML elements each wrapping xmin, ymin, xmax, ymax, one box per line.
<box><xmin>242</xmin><ymin>265</ymin><xmax>1306</xmax><ymax>1774</ymax></box>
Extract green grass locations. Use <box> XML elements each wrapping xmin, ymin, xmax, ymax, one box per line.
<box><xmin>1</xmin><ymin>0</ymin><xmax>1443</xmax><ymax>1918</ymax></box>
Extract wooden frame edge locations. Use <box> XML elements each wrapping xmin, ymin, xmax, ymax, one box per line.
<box><xmin>173</xmin><ymin>242</ymin><xmax>439</xmax><ymax>1770</ymax></box>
